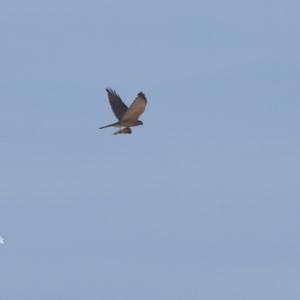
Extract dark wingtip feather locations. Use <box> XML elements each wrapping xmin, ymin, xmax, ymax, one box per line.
<box><xmin>106</xmin><ymin>87</ymin><xmax>114</xmax><ymax>94</ymax></box>
<box><xmin>138</xmin><ymin>92</ymin><xmax>147</xmax><ymax>104</ymax></box>
<box><xmin>106</xmin><ymin>87</ymin><xmax>121</xmax><ymax>99</ymax></box>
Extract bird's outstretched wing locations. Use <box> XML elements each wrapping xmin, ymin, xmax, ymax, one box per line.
<box><xmin>106</xmin><ymin>88</ymin><xmax>128</xmax><ymax>121</ymax></box>
<box><xmin>121</xmin><ymin>92</ymin><xmax>147</xmax><ymax>122</ymax></box>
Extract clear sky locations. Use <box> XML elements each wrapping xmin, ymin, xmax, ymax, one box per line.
<box><xmin>1</xmin><ymin>1</ymin><xmax>300</xmax><ymax>299</ymax></box>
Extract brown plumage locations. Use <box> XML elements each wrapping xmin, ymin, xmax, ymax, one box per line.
<box><xmin>99</xmin><ymin>88</ymin><xmax>147</xmax><ymax>134</ymax></box>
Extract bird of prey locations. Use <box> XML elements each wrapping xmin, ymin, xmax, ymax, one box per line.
<box><xmin>99</xmin><ymin>88</ymin><xmax>147</xmax><ymax>135</ymax></box>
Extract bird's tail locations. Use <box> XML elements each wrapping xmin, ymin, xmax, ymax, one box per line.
<box><xmin>99</xmin><ymin>122</ymin><xmax>119</xmax><ymax>129</ymax></box>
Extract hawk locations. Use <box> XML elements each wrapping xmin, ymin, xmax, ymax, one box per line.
<box><xmin>99</xmin><ymin>88</ymin><xmax>147</xmax><ymax>135</ymax></box>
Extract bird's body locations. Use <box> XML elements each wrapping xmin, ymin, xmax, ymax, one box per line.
<box><xmin>99</xmin><ymin>88</ymin><xmax>147</xmax><ymax>134</ymax></box>
<box><xmin>99</xmin><ymin>119</ymin><xmax>142</xmax><ymax>129</ymax></box>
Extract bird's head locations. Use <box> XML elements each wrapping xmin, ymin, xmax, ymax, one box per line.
<box><xmin>136</xmin><ymin>120</ymin><xmax>143</xmax><ymax>126</ymax></box>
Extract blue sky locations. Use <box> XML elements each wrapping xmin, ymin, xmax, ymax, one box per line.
<box><xmin>1</xmin><ymin>0</ymin><xmax>300</xmax><ymax>299</ymax></box>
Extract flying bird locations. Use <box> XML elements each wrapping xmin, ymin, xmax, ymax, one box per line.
<box><xmin>99</xmin><ymin>88</ymin><xmax>147</xmax><ymax>135</ymax></box>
